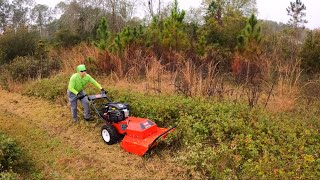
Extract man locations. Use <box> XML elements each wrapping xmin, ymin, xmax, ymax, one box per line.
<box><xmin>67</xmin><ymin>64</ymin><xmax>106</xmax><ymax>122</ymax></box>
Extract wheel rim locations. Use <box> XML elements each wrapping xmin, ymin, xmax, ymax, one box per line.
<box><xmin>102</xmin><ymin>129</ymin><xmax>110</xmax><ymax>142</ymax></box>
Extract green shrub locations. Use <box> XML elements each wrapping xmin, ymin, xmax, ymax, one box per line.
<box><xmin>111</xmin><ymin>89</ymin><xmax>320</xmax><ymax>179</ymax></box>
<box><xmin>54</xmin><ymin>29</ymin><xmax>81</xmax><ymax>48</ymax></box>
<box><xmin>301</xmin><ymin>30</ymin><xmax>320</xmax><ymax>73</ymax></box>
<box><xmin>5</xmin><ymin>55</ymin><xmax>61</xmax><ymax>82</ymax></box>
<box><xmin>0</xmin><ymin>132</ymin><xmax>41</xmax><ymax>180</ymax></box>
<box><xmin>22</xmin><ymin>74</ymin><xmax>69</xmax><ymax>101</ymax></box>
<box><xmin>0</xmin><ymin>28</ymin><xmax>40</xmax><ymax>64</ymax></box>
<box><xmin>21</xmin><ymin>74</ymin><xmax>111</xmax><ymax>103</ymax></box>
<box><xmin>0</xmin><ymin>171</ymin><xmax>20</xmax><ymax>180</ymax></box>
<box><xmin>0</xmin><ymin>133</ymin><xmax>23</xmax><ymax>172</ymax></box>
<box><xmin>0</xmin><ymin>68</ymin><xmax>11</xmax><ymax>91</ymax></box>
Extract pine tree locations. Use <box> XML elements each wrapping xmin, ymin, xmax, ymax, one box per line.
<box><xmin>161</xmin><ymin>0</ymin><xmax>189</xmax><ymax>51</ymax></box>
<box><xmin>145</xmin><ymin>16</ymin><xmax>162</xmax><ymax>48</ymax></box>
<box><xmin>300</xmin><ymin>31</ymin><xmax>320</xmax><ymax>73</ymax></box>
<box><xmin>206</xmin><ymin>0</ymin><xmax>223</xmax><ymax>25</ymax></box>
<box><xmin>94</xmin><ymin>17</ymin><xmax>110</xmax><ymax>51</ymax></box>
<box><xmin>286</xmin><ymin>0</ymin><xmax>308</xmax><ymax>29</ymax></box>
<box><xmin>237</xmin><ymin>14</ymin><xmax>261</xmax><ymax>60</ymax></box>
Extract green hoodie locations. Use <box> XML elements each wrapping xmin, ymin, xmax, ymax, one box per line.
<box><xmin>68</xmin><ymin>73</ymin><xmax>102</xmax><ymax>95</ymax></box>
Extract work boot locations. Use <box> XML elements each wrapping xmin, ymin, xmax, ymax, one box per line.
<box><xmin>84</xmin><ymin>117</ymin><xmax>94</xmax><ymax>121</ymax></box>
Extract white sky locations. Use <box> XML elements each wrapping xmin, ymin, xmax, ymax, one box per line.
<box><xmin>256</xmin><ymin>0</ymin><xmax>319</xmax><ymax>29</ymax></box>
<box><xmin>35</xmin><ymin>0</ymin><xmax>319</xmax><ymax>29</ymax></box>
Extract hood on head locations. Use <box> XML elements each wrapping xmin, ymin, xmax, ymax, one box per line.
<box><xmin>76</xmin><ymin>64</ymin><xmax>86</xmax><ymax>72</ymax></box>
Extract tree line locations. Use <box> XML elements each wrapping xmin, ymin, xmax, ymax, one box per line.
<box><xmin>0</xmin><ymin>0</ymin><xmax>319</xmax><ymax>94</ymax></box>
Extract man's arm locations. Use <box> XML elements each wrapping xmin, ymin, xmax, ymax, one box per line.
<box><xmin>88</xmin><ymin>75</ymin><xmax>102</xmax><ymax>90</ymax></box>
<box><xmin>68</xmin><ymin>75</ymin><xmax>79</xmax><ymax>95</ymax></box>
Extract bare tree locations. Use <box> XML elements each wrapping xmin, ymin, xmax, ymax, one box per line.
<box><xmin>93</xmin><ymin>0</ymin><xmax>137</xmax><ymax>32</ymax></box>
<box><xmin>148</xmin><ymin>0</ymin><xmax>161</xmax><ymax>17</ymax></box>
<box><xmin>10</xmin><ymin>0</ymin><xmax>34</xmax><ymax>29</ymax></box>
<box><xmin>31</xmin><ymin>4</ymin><xmax>53</xmax><ymax>37</ymax></box>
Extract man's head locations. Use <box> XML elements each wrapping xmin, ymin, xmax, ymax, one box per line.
<box><xmin>76</xmin><ymin>64</ymin><xmax>87</xmax><ymax>77</ymax></box>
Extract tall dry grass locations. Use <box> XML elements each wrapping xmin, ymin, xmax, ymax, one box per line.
<box><xmin>52</xmin><ymin>44</ymin><xmax>302</xmax><ymax>109</ymax></box>
<box><xmin>44</xmin><ymin>43</ymin><xmax>306</xmax><ymax>111</ymax></box>
<box><xmin>259</xmin><ymin>54</ymin><xmax>303</xmax><ymax>112</ymax></box>
<box><xmin>144</xmin><ymin>57</ymin><xmax>164</xmax><ymax>93</ymax></box>
<box><xmin>276</xmin><ymin>58</ymin><xmax>302</xmax><ymax>95</ymax></box>
<box><xmin>51</xmin><ymin>43</ymin><xmax>100</xmax><ymax>74</ymax></box>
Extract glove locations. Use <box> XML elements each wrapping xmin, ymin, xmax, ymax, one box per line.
<box><xmin>77</xmin><ymin>93</ymin><xmax>86</xmax><ymax>100</ymax></box>
<box><xmin>101</xmin><ymin>88</ymin><xmax>107</xmax><ymax>94</ymax></box>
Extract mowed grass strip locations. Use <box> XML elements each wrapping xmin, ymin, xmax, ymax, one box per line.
<box><xmin>0</xmin><ymin>90</ymin><xmax>189</xmax><ymax>180</ymax></box>
<box><xmin>0</xmin><ymin>109</ymin><xmax>102</xmax><ymax>180</ymax></box>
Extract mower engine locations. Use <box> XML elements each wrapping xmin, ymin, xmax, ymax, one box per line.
<box><xmin>102</xmin><ymin>102</ymin><xmax>129</xmax><ymax>122</ymax></box>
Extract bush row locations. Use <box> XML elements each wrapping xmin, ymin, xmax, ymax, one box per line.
<box><xmin>22</xmin><ymin>74</ymin><xmax>68</xmax><ymax>102</ymax></box>
<box><xmin>0</xmin><ymin>55</ymin><xmax>61</xmax><ymax>92</ymax></box>
<box><xmin>112</xmin><ymin>90</ymin><xmax>320</xmax><ymax>179</ymax></box>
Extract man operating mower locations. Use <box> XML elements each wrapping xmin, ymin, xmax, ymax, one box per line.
<box><xmin>67</xmin><ymin>64</ymin><xmax>106</xmax><ymax>123</ymax></box>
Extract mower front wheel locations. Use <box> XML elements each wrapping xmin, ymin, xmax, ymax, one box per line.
<box><xmin>101</xmin><ymin>124</ymin><xmax>120</xmax><ymax>145</ymax></box>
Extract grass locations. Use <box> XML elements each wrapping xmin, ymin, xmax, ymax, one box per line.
<box><xmin>0</xmin><ymin>109</ymin><xmax>85</xmax><ymax>179</ymax></box>
<box><xmin>0</xmin><ymin>89</ymin><xmax>192</xmax><ymax>180</ymax></box>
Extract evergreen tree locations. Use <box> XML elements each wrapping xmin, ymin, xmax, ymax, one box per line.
<box><xmin>196</xmin><ymin>35</ymin><xmax>206</xmax><ymax>56</ymax></box>
<box><xmin>206</xmin><ymin>0</ymin><xmax>223</xmax><ymax>25</ymax></box>
<box><xmin>120</xmin><ymin>27</ymin><xmax>133</xmax><ymax>48</ymax></box>
<box><xmin>203</xmin><ymin>0</ymin><xmax>249</xmax><ymax>49</ymax></box>
<box><xmin>145</xmin><ymin>16</ymin><xmax>162</xmax><ymax>48</ymax></box>
<box><xmin>114</xmin><ymin>34</ymin><xmax>123</xmax><ymax>55</ymax></box>
<box><xmin>94</xmin><ymin>17</ymin><xmax>111</xmax><ymax>51</ymax></box>
<box><xmin>203</xmin><ymin>0</ymin><xmax>257</xmax><ymax>17</ymax></box>
<box><xmin>300</xmin><ymin>30</ymin><xmax>320</xmax><ymax>73</ymax></box>
<box><xmin>286</xmin><ymin>0</ymin><xmax>308</xmax><ymax>29</ymax></box>
<box><xmin>237</xmin><ymin>14</ymin><xmax>262</xmax><ymax>60</ymax></box>
<box><xmin>161</xmin><ymin>0</ymin><xmax>189</xmax><ymax>51</ymax></box>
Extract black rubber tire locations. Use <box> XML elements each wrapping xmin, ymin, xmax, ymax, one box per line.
<box><xmin>101</xmin><ymin>124</ymin><xmax>120</xmax><ymax>145</ymax></box>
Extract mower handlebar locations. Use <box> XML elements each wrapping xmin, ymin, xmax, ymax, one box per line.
<box><xmin>85</xmin><ymin>92</ymin><xmax>112</xmax><ymax>121</ymax></box>
<box><xmin>86</xmin><ymin>92</ymin><xmax>112</xmax><ymax>102</ymax></box>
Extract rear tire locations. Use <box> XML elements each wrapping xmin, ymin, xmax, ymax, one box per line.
<box><xmin>101</xmin><ymin>124</ymin><xmax>120</xmax><ymax>145</ymax></box>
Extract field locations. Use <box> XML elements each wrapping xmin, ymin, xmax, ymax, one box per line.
<box><xmin>1</xmin><ymin>75</ymin><xmax>319</xmax><ymax>179</ymax></box>
<box><xmin>1</xmin><ymin>1</ymin><xmax>320</xmax><ymax>178</ymax></box>
<box><xmin>0</xmin><ymin>89</ymin><xmax>192</xmax><ymax>180</ymax></box>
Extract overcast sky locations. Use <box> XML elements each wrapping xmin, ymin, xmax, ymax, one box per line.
<box><xmin>256</xmin><ymin>0</ymin><xmax>319</xmax><ymax>29</ymax></box>
<box><xmin>36</xmin><ymin>0</ymin><xmax>319</xmax><ymax>29</ymax></box>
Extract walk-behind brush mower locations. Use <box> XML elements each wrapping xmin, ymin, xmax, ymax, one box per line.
<box><xmin>87</xmin><ymin>93</ymin><xmax>176</xmax><ymax>156</ymax></box>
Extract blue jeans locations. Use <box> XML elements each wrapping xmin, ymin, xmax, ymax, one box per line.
<box><xmin>67</xmin><ymin>90</ymin><xmax>90</xmax><ymax>121</ymax></box>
